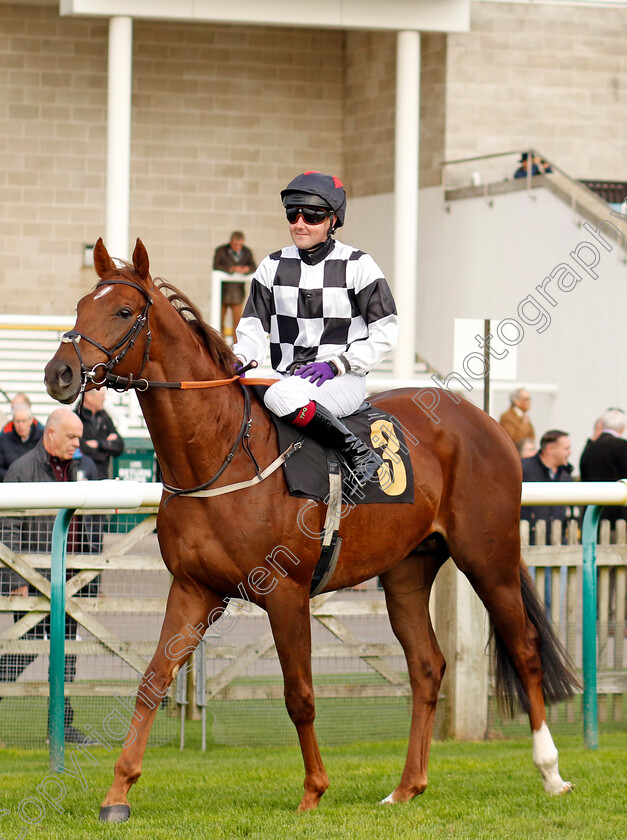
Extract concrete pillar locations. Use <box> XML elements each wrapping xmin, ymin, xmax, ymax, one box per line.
<box><xmin>106</xmin><ymin>16</ymin><xmax>133</xmax><ymax>260</ymax></box>
<box><xmin>392</xmin><ymin>30</ymin><xmax>420</xmax><ymax>379</ymax></box>
<box><xmin>434</xmin><ymin>560</ymin><xmax>490</xmax><ymax>740</ymax></box>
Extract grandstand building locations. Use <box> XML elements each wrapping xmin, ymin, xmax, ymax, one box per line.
<box><xmin>1</xmin><ymin>0</ymin><xmax>627</xmax><ymax>456</ymax></box>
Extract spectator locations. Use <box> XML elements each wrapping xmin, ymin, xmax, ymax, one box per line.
<box><xmin>0</xmin><ymin>402</ymin><xmax>44</xmax><ymax>480</ymax></box>
<box><xmin>2</xmin><ymin>393</ymin><xmax>43</xmax><ymax>434</ymax></box>
<box><xmin>0</xmin><ymin>408</ymin><xmax>100</xmax><ymax>743</ymax></box>
<box><xmin>521</xmin><ymin>429</ymin><xmax>574</xmax><ymax>542</ymax></box>
<box><xmin>516</xmin><ymin>438</ymin><xmax>536</xmax><ymax>458</ymax></box>
<box><xmin>499</xmin><ymin>388</ymin><xmax>535</xmax><ymax>445</ymax></box>
<box><xmin>76</xmin><ymin>388</ymin><xmax>125</xmax><ymax>480</ymax></box>
<box><xmin>514</xmin><ymin>152</ymin><xmax>553</xmax><ymax>179</ymax></box>
<box><xmin>213</xmin><ymin>231</ymin><xmax>256</xmax><ymax>337</ymax></box>
<box><xmin>579</xmin><ymin>408</ymin><xmax>627</xmax><ymax>626</ymax></box>
<box><xmin>580</xmin><ymin>407</ymin><xmax>627</xmax><ymax>525</ymax></box>
<box><xmin>588</xmin><ymin>415</ymin><xmax>605</xmax><ymax>445</ymax></box>
<box><xmin>521</xmin><ymin>429</ymin><xmax>574</xmax><ymax>610</ymax></box>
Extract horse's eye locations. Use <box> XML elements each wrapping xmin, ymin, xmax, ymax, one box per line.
<box><xmin>119</xmin><ymin>307</ymin><xmax>133</xmax><ymax>319</ymax></box>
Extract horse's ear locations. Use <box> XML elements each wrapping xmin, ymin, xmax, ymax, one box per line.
<box><xmin>132</xmin><ymin>238</ymin><xmax>150</xmax><ymax>281</ymax></box>
<box><xmin>93</xmin><ymin>238</ymin><xmax>116</xmax><ymax>279</ymax></box>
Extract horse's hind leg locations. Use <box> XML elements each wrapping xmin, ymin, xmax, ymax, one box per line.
<box><xmin>378</xmin><ymin>550</ymin><xmax>446</xmax><ymax>804</ymax></box>
<box><xmin>99</xmin><ymin>578</ymin><xmax>225</xmax><ymax>822</ymax></box>
<box><xmin>455</xmin><ymin>545</ymin><xmax>573</xmax><ymax>795</ymax></box>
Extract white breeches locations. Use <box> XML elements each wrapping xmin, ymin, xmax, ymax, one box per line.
<box><xmin>263</xmin><ymin>372</ymin><xmax>367</xmax><ymax>418</ymax></box>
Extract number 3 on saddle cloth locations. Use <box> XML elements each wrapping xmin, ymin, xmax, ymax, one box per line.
<box><xmin>248</xmin><ymin>386</ymin><xmax>416</xmax><ymax>505</ymax></box>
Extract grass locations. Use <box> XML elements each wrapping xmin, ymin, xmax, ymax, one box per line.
<box><xmin>0</xmin><ymin>726</ymin><xmax>625</xmax><ymax>840</ymax></box>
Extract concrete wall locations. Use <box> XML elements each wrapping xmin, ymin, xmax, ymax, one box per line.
<box><xmin>344</xmin><ymin>31</ymin><xmax>447</xmax><ymax>194</ymax></box>
<box><xmin>0</xmin><ymin>5</ymin><xmax>345</xmax><ymax>316</ymax></box>
<box><xmin>446</xmin><ymin>2</ymin><xmax>627</xmax><ymax>180</ymax></box>
<box><xmin>344</xmin><ymin>30</ymin><xmax>395</xmax><ymax>197</ymax></box>
<box><xmin>0</xmin><ymin>6</ymin><xmax>453</xmax><ymax>319</ymax></box>
<box><xmin>345</xmin><ymin>182</ymin><xmax>627</xmax><ymax>468</ymax></box>
<box><xmin>5</xmin><ymin>2</ymin><xmax>627</xmax><ymax>312</ymax></box>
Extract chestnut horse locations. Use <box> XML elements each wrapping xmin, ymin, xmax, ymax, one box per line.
<box><xmin>44</xmin><ymin>238</ymin><xmax>578</xmax><ymax>823</ymax></box>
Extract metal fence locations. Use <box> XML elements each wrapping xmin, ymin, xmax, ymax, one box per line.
<box><xmin>0</xmin><ymin>508</ymin><xmax>178</xmax><ymax>749</ymax></box>
<box><xmin>0</xmin><ymin>503</ymin><xmax>625</xmax><ymax>751</ymax></box>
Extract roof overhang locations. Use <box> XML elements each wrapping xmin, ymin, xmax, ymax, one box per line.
<box><xmin>59</xmin><ymin>0</ymin><xmax>470</xmax><ymax>32</ymax></box>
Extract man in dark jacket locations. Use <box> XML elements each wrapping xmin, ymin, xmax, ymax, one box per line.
<box><xmin>213</xmin><ymin>230</ymin><xmax>256</xmax><ymax>336</ymax></box>
<box><xmin>76</xmin><ymin>388</ymin><xmax>124</xmax><ymax>480</ymax></box>
<box><xmin>0</xmin><ymin>408</ymin><xmax>99</xmax><ymax>742</ymax></box>
<box><xmin>0</xmin><ymin>402</ymin><xmax>43</xmax><ymax>480</ymax></box>
<box><xmin>521</xmin><ymin>429</ymin><xmax>574</xmax><ymax>542</ymax></box>
<box><xmin>521</xmin><ymin>429</ymin><xmax>574</xmax><ymax>611</ymax></box>
<box><xmin>580</xmin><ymin>407</ymin><xmax>627</xmax><ymax>524</ymax></box>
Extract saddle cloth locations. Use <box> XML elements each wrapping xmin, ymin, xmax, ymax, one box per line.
<box><xmin>249</xmin><ymin>386</ymin><xmax>415</xmax><ymax>505</ymax></box>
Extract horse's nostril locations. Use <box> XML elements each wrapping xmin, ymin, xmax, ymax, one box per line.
<box><xmin>45</xmin><ymin>360</ymin><xmax>80</xmax><ymax>404</ymax></box>
<box><xmin>58</xmin><ymin>365</ymin><xmax>74</xmax><ymax>387</ymax></box>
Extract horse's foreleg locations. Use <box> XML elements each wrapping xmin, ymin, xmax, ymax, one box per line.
<box><xmin>378</xmin><ymin>553</ymin><xmax>445</xmax><ymax>804</ymax></box>
<box><xmin>99</xmin><ymin>579</ymin><xmax>224</xmax><ymax>823</ymax></box>
<box><xmin>265</xmin><ymin>585</ymin><xmax>329</xmax><ymax>812</ymax></box>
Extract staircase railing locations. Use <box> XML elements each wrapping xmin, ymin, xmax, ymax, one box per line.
<box><xmin>440</xmin><ymin>148</ymin><xmax>627</xmax><ymax>254</ymax></box>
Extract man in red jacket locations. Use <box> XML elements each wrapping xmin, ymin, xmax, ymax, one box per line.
<box><xmin>0</xmin><ymin>401</ymin><xmax>43</xmax><ymax>480</ymax></box>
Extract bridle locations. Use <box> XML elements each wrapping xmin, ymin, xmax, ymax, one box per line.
<box><xmin>60</xmin><ymin>276</ymin><xmax>265</xmax><ymax>500</ymax></box>
<box><xmin>62</xmin><ymin>277</ymin><xmax>244</xmax><ymax>394</ymax></box>
<box><xmin>62</xmin><ymin>278</ymin><xmax>154</xmax><ymax>393</ymax></box>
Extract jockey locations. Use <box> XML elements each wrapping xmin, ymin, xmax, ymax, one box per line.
<box><xmin>232</xmin><ymin>171</ymin><xmax>398</xmax><ymax>486</ymax></box>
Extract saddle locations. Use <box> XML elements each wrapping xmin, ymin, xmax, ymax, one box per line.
<box><xmin>248</xmin><ymin>385</ymin><xmax>417</xmax><ymax>597</ymax></box>
<box><xmin>248</xmin><ymin>385</ymin><xmax>415</xmax><ymax>506</ymax></box>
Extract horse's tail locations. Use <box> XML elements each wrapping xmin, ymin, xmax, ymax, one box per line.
<box><xmin>490</xmin><ymin>564</ymin><xmax>582</xmax><ymax>717</ymax></box>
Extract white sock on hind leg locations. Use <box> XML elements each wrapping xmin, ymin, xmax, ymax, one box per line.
<box><xmin>532</xmin><ymin>722</ymin><xmax>571</xmax><ymax>794</ymax></box>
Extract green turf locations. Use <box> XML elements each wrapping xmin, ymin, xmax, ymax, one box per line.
<box><xmin>0</xmin><ymin>727</ymin><xmax>624</xmax><ymax>840</ymax></box>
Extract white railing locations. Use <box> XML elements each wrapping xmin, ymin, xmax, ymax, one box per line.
<box><xmin>0</xmin><ymin>480</ymin><xmax>162</xmax><ymax>509</ymax></box>
<box><xmin>0</xmin><ymin>479</ymin><xmax>625</xmax><ymax>510</ymax></box>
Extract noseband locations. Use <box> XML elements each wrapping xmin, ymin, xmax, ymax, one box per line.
<box><xmin>62</xmin><ymin>278</ymin><xmax>153</xmax><ymax>392</ymax></box>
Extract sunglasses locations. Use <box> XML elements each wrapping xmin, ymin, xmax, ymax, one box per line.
<box><xmin>285</xmin><ymin>206</ymin><xmax>333</xmax><ymax>225</ymax></box>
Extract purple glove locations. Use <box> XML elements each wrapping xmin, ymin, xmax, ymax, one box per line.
<box><xmin>234</xmin><ymin>359</ymin><xmax>257</xmax><ymax>378</ymax></box>
<box><xmin>295</xmin><ymin>362</ymin><xmax>336</xmax><ymax>387</ymax></box>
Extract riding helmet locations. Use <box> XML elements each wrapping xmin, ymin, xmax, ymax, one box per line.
<box><xmin>281</xmin><ymin>171</ymin><xmax>347</xmax><ymax>229</ymax></box>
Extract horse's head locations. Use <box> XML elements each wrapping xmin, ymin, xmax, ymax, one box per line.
<box><xmin>45</xmin><ymin>238</ymin><xmax>154</xmax><ymax>404</ymax></box>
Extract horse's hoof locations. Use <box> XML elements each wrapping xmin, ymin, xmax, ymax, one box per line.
<box><xmin>99</xmin><ymin>804</ymin><xmax>131</xmax><ymax>823</ymax></box>
<box><xmin>544</xmin><ymin>780</ymin><xmax>573</xmax><ymax>796</ymax></box>
<box><xmin>555</xmin><ymin>781</ymin><xmax>573</xmax><ymax>795</ymax></box>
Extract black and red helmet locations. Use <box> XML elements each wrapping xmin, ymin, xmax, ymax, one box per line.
<box><xmin>281</xmin><ymin>171</ymin><xmax>347</xmax><ymax>229</ymax></box>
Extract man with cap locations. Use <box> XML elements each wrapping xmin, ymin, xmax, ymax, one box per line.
<box><xmin>232</xmin><ymin>171</ymin><xmax>398</xmax><ymax>488</ymax></box>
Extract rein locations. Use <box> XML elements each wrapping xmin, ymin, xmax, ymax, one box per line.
<box><xmin>102</xmin><ymin>372</ymin><xmax>274</xmax><ymax>393</ymax></box>
<box><xmin>161</xmin><ymin>382</ymin><xmax>263</xmax><ymax>502</ymax></box>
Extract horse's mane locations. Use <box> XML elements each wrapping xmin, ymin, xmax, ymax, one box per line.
<box><xmin>154</xmin><ymin>278</ymin><xmax>237</xmax><ymax>374</ymax></box>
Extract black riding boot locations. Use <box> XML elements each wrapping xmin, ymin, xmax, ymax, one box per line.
<box><xmin>298</xmin><ymin>403</ymin><xmax>383</xmax><ymax>488</ymax></box>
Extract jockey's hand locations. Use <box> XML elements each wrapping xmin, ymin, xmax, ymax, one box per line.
<box><xmin>296</xmin><ymin>362</ymin><xmax>336</xmax><ymax>387</ymax></box>
<box><xmin>234</xmin><ymin>359</ymin><xmax>257</xmax><ymax>378</ymax></box>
